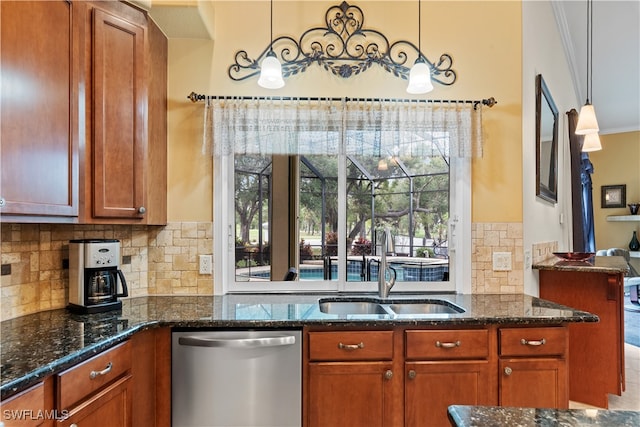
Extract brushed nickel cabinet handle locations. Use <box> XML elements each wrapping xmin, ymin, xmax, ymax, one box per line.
<box><xmin>138</xmin><ymin>206</ymin><xmax>146</xmax><ymax>214</ymax></box>
<box><xmin>436</xmin><ymin>340</ymin><xmax>461</xmax><ymax>348</ymax></box>
<box><xmin>89</xmin><ymin>361</ymin><xmax>113</xmax><ymax>379</ymax></box>
<box><xmin>504</xmin><ymin>367</ymin><xmax>513</xmax><ymax>376</ymax></box>
<box><xmin>338</xmin><ymin>342</ymin><xmax>365</xmax><ymax>350</ymax></box>
<box><xmin>384</xmin><ymin>370</ymin><xmax>393</xmax><ymax>380</ymax></box>
<box><xmin>0</xmin><ymin>197</ymin><xmax>5</xmax><ymax>207</ymax></box>
<box><xmin>408</xmin><ymin>369</ymin><xmax>417</xmax><ymax>380</ymax></box>
<box><xmin>520</xmin><ymin>338</ymin><xmax>546</xmax><ymax>346</ymax></box>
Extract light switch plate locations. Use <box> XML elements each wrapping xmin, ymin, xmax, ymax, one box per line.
<box><xmin>493</xmin><ymin>252</ymin><xmax>512</xmax><ymax>271</ymax></box>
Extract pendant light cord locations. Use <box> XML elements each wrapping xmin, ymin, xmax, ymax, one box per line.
<box><xmin>269</xmin><ymin>0</ymin><xmax>274</xmax><ymax>52</ymax></box>
<box><xmin>418</xmin><ymin>0</ymin><xmax>422</xmax><ymax>58</ymax></box>
<box><xmin>586</xmin><ymin>0</ymin><xmax>592</xmax><ymax>104</ymax></box>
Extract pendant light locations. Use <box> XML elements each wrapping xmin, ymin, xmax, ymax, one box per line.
<box><xmin>576</xmin><ymin>0</ymin><xmax>599</xmax><ymax>136</ymax></box>
<box><xmin>258</xmin><ymin>0</ymin><xmax>285</xmax><ymax>89</ymax></box>
<box><xmin>406</xmin><ymin>0</ymin><xmax>433</xmax><ymax>94</ymax></box>
<box><xmin>582</xmin><ymin>132</ymin><xmax>602</xmax><ymax>152</ymax></box>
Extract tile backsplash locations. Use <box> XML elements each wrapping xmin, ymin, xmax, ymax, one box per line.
<box><xmin>1</xmin><ymin>221</ymin><xmax>522</xmax><ymax>321</ymax></box>
<box><xmin>0</xmin><ymin>222</ymin><xmax>213</xmax><ymax>321</ymax></box>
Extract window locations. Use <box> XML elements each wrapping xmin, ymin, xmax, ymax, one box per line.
<box><xmin>209</xmin><ymin>99</ymin><xmax>480</xmax><ymax>295</ymax></box>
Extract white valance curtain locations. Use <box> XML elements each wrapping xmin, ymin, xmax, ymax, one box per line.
<box><xmin>203</xmin><ymin>98</ymin><xmax>484</xmax><ymax>158</ymax></box>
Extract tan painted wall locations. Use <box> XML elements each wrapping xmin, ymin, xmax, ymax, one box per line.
<box><xmin>167</xmin><ymin>38</ymin><xmax>215</xmax><ymax>221</ymax></box>
<box><xmin>591</xmin><ymin>131</ymin><xmax>640</xmax><ymax>250</ymax></box>
<box><xmin>166</xmin><ymin>0</ymin><xmax>523</xmax><ymax>223</ymax></box>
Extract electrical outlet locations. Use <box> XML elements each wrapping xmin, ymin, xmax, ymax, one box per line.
<box><xmin>199</xmin><ymin>255</ymin><xmax>213</xmax><ymax>275</ymax></box>
<box><xmin>492</xmin><ymin>252</ymin><xmax>512</xmax><ymax>271</ymax></box>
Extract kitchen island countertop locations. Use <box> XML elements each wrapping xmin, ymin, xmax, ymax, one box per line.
<box><xmin>448</xmin><ymin>405</ymin><xmax>640</xmax><ymax>426</ymax></box>
<box><xmin>1</xmin><ymin>293</ymin><xmax>597</xmax><ymax>400</ymax></box>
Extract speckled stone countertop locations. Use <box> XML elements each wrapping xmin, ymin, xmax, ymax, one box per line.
<box><xmin>448</xmin><ymin>405</ymin><xmax>640</xmax><ymax>426</ymax></box>
<box><xmin>1</xmin><ymin>293</ymin><xmax>598</xmax><ymax>400</ymax></box>
<box><xmin>533</xmin><ymin>255</ymin><xmax>629</xmax><ymax>274</ymax></box>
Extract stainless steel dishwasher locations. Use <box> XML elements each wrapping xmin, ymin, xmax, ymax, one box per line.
<box><xmin>172</xmin><ymin>329</ymin><xmax>302</xmax><ymax>427</ymax></box>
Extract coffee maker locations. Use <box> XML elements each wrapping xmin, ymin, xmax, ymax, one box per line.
<box><xmin>68</xmin><ymin>239</ymin><xmax>128</xmax><ymax>314</ymax></box>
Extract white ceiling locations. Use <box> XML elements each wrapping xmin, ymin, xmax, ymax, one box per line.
<box><xmin>553</xmin><ymin>0</ymin><xmax>640</xmax><ymax>134</ymax></box>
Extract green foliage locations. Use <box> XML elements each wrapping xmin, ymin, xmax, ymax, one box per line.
<box><xmin>416</xmin><ymin>247</ymin><xmax>435</xmax><ymax>258</ymax></box>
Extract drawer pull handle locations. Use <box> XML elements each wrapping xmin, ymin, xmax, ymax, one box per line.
<box><xmin>408</xmin><ymin>369</ymin><xmax>417</xmax><ymax>380</ymax></box>
<box><xmin>89</xmin><ymin>362</ymin><xmax>113</xmax><ymax>379</ymax></box>
<box><xmin>338</xmin><ymin>342</ymin><xmax>364</xmax><ymax>350</ymax></box>
<box><xmin>504</xmin><ymin>367</ymin><xmax>513</xmax><ymax>376</ymax></box>
<box><xmin>384</xmin><ymin>370</ymin><xmax>393</xmax><ymax>380</ymax></box>
<box><xmin>436</xmin><ymin>340</ymin><xmax>460</xmax><ymax>348</ymax></box>
<box><xmin>520</xmin><ymin>338</ymin><xmax>546</xmax><ymax>346</ymax></box>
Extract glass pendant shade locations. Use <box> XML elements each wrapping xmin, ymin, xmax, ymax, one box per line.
<box><xmin>582</xmin><ymin>132</ymin><xmax>602</xmax><ymax>152</ymax></box>
<box><xmin>406</xmin><ymin>59</ymin><xmax>433</xmax><ymax>94</ymax></box>
<box><xmin>575</xmin><ymin>103</ymin><xmax>599</xmax><ymax>135</ymax></box>
<box><xmin>258</xmin><ymin>51</ymin><xmax>285</xmax><ymax>89</ymax></box>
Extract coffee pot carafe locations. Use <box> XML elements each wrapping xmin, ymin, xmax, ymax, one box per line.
<box><xmin>68</xmin><ymin>239</ymin><xmax>128</xmax><ymax>313</ymax></box>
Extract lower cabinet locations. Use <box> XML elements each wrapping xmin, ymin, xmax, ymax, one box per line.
<box><xmin>1</xmin><ymin>328</ymin><xmax>170</xmax><ymax>427</ymax></box>
<box><xmin>498</xmin><ymin>326</ymin><xmax>568</xmax><ymax>409</ymax></box>
<box><xmin>305</xmin><ymin>325</ymin><xmax>567</xmax><ymax>427</ymax></box>
<box><xmin>307</xmin><ymin>362</ymin><xmax>396</xmax><ymax>427</ymax></box>
<box><xmin>405</xmin><ymin>329</ymin><xmax>493</xmax><ymax>427</ymax></box>
<box><xmin>1</xmin><ymin>381</ymin><xmax>53</xmax><ymax>427</ymax></box>
<box><xmin>56</xmin><ymin>375</ymin><xmax>132</xmax><ymax>427</ymax></box>
<box><xmin>306</xmin><ymin>331</ymin><xmax>397</xmax><ymax>427</ymax></box>
<box><xmin>55</xmin><ymin>341</ymin><xmax>132</xmax><ymax>427</ymax></box>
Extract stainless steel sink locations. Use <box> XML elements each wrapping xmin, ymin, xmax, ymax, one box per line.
<box><xmin>388</xmin><ymin>301</ymin><xmax>465</xmax><ymax>315</ymax></box>
<box><xmin>318</xmin><ymin>300</ymin><xmax>389</xmax><ymax>315</ymax></box>
<box><xmin>318</xmin><ymin>297</ymin><xmax>465</xmax><ymax>316</ymax></box>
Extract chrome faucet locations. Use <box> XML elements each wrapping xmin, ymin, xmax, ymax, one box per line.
<box><xmin>377</xmin><ymin>228</ymin><xmax>396</xmax><ymax>299</ymax></box>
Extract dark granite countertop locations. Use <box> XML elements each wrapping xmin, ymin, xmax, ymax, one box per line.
<box><xmin>448</xmin><ymin>405</ymin><xmax>640</xmax><ymax>426</ymax></box>
<box><xmin>1</xmin><ymin>293</ymin><xmax>598</xmax><ymax>400</ymax></box>
<box><xmin>533</xmin><ymin>255</ymin><xmax>629</xmax><ymax>274</ymax></box>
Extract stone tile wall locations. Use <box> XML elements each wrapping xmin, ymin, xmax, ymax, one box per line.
<box><xmin>532</xmin><ymin>241</ymin><xmax>559</xmax><ymax>264</ymax></box>
<box><xmin>0</xmin><ymin>222</ymin><xmax>213</xmax><ymax>321</ymax></box>
<box><xmin>2</xmin><ymin>221</ymin><xmax>530</xmax><ymax>320</ymax></box>
<box><xmin>472</xmin><ymin>222</ymin><xmax>524</xmax><ymax>294</ymax></box>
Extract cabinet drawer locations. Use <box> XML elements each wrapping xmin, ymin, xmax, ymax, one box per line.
<box><xmin>405</xmin><ymin>329</ymin><xmax>489</xmax><ymax>360</ymax></box>
<box><xmin>500</xmin><ymin>327</ymin><xmax>567</xmax><ymax>357</ymax></box>
<box><xmin>309</xmin><ymin>331</ymin><xmax>394</xmax><ymax>361</ymax></box>
<box><xmin>57</xmin><ymin>341</ymin><xmax>132</xmax><ymax>410</ymax></box>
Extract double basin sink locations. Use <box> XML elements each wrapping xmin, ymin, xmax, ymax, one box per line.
<box><xmin>318</xmin><ymin>297</ymin><xmax>465</xmax><ymax>317</ymax></box>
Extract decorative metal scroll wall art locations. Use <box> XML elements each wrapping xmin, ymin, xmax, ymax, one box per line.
<box><xmin>228</xmin><ymin>1</ymin><xmax>456</xmax><ymax>87</ymax></box>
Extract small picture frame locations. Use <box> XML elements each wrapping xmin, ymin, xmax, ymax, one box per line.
<box><xmin>601</xmin><ymin>184</ymin><xmax>626</xmax><ymax>208</ymax></box>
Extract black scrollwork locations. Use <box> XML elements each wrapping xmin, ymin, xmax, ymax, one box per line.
<box><xmin>228</xmin><ymin>1</ymin><xmax>457</xmax><ymax>87</ymax></box>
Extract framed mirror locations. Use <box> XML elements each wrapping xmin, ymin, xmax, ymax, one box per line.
<box><xmin>535</xmin><ymin>74</ymin><xmax>559</xmax><ymax>203</ymax></box>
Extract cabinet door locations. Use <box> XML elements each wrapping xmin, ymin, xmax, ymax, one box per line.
<box><xmin>57</xmin><ymin>375</ymin><xmax>132</xmax><ymax>427</ymax></box>
<box><xmin>307</xmin><ymin>362</ymin><xmax>395</xmax><ymax>427</ymax></box>
<box><xmin>405</xmin><ymin>361</ymin><xmax>491</xmax><ymax>427</ymax></box>
<box><xmin>91</xmin><ymin>7</ymin><xmax>146</xmax><ymax>220</ymax></box>
<box><xmin>1</xmin><ymin>382</ymin><xmax>49</xmax><ymax>427</ymax></box>
<box><xmin>0</xmin><ymin>0</ymin><xmax>78</xmax><ymax>220</ymax></box>
<box><xmin>499</xmin><ymin>358</ymin><xmax>567</xmax><ymax>409</ymax></box>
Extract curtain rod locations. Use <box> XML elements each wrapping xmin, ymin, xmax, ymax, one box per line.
<box><xmin>186</xmin><ymin>92</ymin><xmax>497</xmax><ymax>109</ymax></box>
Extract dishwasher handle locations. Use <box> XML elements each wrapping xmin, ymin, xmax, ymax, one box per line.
<box><xmin>178</xmin><ymin>334</ymin><xmax>296</xmax><ymax>349</ymax></box>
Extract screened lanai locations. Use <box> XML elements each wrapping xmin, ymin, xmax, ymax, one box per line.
<box><xmin>234</xmin><ymin>132</ymin><xmax>451</xmax><ymax>283</ymax></box>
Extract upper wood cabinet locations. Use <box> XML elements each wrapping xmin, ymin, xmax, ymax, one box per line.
<box><xmin>78</xmin><ymin>1</ymin><xmax>167</xmax><ymax>225</ymax></box>
<box><xmin>0</xmin><ymin>0</ymin><xmax>79</xmax><ymax>222</ymax></box>
<box><xmin>0</xmin><ymin>0</ymin><xmax>167</xmax><ymax>225</ymax></box>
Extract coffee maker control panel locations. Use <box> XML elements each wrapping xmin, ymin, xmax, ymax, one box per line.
<box><xmin>85</xmin><ymin>242</ymin><xmax>120</xmax><ymax>268</ymax></box>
